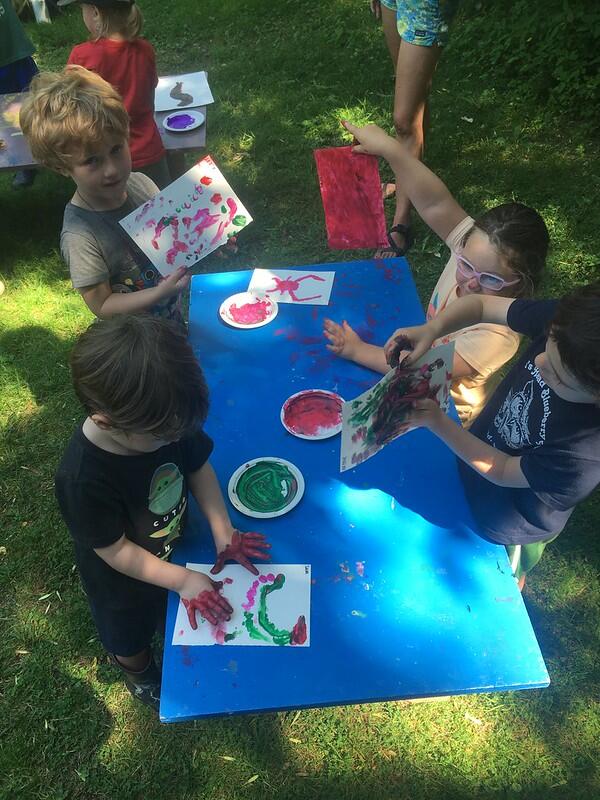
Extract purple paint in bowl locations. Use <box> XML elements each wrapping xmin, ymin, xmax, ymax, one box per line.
<box><xmin>165</xmin><ymin>113</ymin><xmax>197</xmax><ymax>130</ymax></box>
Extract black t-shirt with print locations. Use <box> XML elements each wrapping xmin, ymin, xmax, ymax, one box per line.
<box><xmin>55</xmin><ymin>426</ymin><xmax>213</xmax><ymax>609</ymax></box>
<box><xmin>459</xmin><ymin>299</ymin><xmax>600</xmax><ymax>545</ymax></box>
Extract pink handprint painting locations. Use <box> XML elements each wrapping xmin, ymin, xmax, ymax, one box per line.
<box><xmin>248</xmin><ymin>268</ymin><xmax>335</xmax><ymax>305</ymax></box>
<box><xmin>119</xmin><ymin>156</ymin><xmax>252</xmax><ymax>276</ymax></box>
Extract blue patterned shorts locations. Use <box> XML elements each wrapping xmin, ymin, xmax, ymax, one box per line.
<box><xmin>380</xmin><ymin>0</ymin><xmax>459</xmax><ymax>47</ymax></box>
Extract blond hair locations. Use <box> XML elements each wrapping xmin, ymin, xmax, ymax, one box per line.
<box><xmin>94</xmin><ymin>3</ymin><xmax>144</xmax><ymax>41</ymax></box>
<box><xmin>19</xmin><ymin>66</ymin><xmax>129</xmax><ymax>174</ymax></box>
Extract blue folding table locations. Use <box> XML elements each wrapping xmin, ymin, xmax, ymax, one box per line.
<box><xmin>159</xmin><ymin>259</ymin><xmax>549</xmax><ymax>722</ymax></box>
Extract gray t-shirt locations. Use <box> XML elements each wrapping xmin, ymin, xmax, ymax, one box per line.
<box><xmin>60</xmin><ymin>172</ymin><xmax>181</xmax><ymax>323</ymax></box>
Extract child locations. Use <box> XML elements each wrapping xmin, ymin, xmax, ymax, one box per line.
<box><xmin>381</xmin><ymin>281</ymin><xmax>600</xmax><ymax>587</ymax></box>
<box><xmin>20</xmin><ymin>66</ymin><xmax>188</xmax><ymax>323</ymax></box>
<box><xmin>324</xmin><ymin>121</ymin><xmax>549</xmax><ymax>427</ymax></box>
<box><xmin>55</xmin><ymin>314</ymin><xmax>271</xmax><ymax>710</ymax></box>
<box><xmin>61</xmin><ymin>0</ymin><xmax>171</xmax><ymax>188</ymax></box>
<box><xmin>0</xmin><ymin>0</ymin><xmax>38</xmax><ymax>188</ymax></box>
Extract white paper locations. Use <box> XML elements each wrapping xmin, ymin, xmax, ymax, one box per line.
<box><xmin>340</xmin><ymin>341</ymin><xmax>455</xmax><ymax>472</ymax></box>
<box><xmin>119</xmin><ymin>156</ymin><xmax>252</xmax><ymax>275</ymax></box>
<box><xmin>248</xmin><ymin>268</ymin><xmax>335</xmax><ymax>305</ymax></box>
<box><xmin>155</xmin><ymin>71</ymin><xmax>214</xmax><ymax>112</ymax></box>
<box><xmin>172</xmin><ymin>564</ymin><xmax>311</xmax><ymax>647</ymax></box>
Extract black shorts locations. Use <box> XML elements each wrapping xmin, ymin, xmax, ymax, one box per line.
<box><xmin>87</xmin><ymin>587</ymin><xmax>168</xmax><ymax>656</ymax></box>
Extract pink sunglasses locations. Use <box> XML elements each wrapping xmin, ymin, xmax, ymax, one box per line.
<box><xmin>456</xmin><ymin>254</ymin><xmax>521</xmax><ymax>292</ymax></box>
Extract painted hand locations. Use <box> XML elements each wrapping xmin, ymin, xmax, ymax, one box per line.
<box><xmin>160</xmin><ymin>265</ymin><xmax>191</xmax><ymax>297</ymax></box>
<box><xmin>323</xmin><ymin>318</ymin><xmax>362</xmax><ymax>360</ymax></box>
<box><xmin>406</xmin><ymin>398</ymin><xmax>444</xmax><ymax>432</ymax></box>
<box><xmin>383</xmin><ymin>324</ymin><xmax>435</xmax><ymax>368</ymax></box>
<box><xmin>211</xmin><ymin>531</ymin><xmax>271</xmax><ymax>576</ymax></box>
<box><xmin>179</xmin><ymin>572</ymin><xmax>233</xmax><ymax>629</ymax></box>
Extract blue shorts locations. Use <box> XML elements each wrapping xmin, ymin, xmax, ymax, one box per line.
<box><xmin>380</xmin><ymin>0</ymin><xmax>459</xmax><ymax>47</ymax></box>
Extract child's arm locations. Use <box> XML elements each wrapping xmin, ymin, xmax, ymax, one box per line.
<box><xmin>323</xmin><ymin>318</ymin><xmax>389</xmax><ymax>373</ymax></box>
<box><xmin>342</xmin><ymin>120</ymin><xmax>467</xmax><ymax>242</ymax></box>
<box><xmin>79</xmin><ymin>267</ymin><xmax>190</xmax><ymax>319</ymax></box>
<box><xmin>188</xmin><ymin>462</ymin><xmax>271</xmax><ymax>574</ymax></box>
<box><xmin>384</xmin><ymin>295</ymin><xmax>515</xmax><ymax>367</ymax></box>
<box><xmin>94</xmin><ymin>536</ymin><xmax>232</xmax><ymax>626</ymax></box>
<box><xmin>406</xmin><ymin>399</ymin><xmax>529</xmax><ymax>488</ymax></box>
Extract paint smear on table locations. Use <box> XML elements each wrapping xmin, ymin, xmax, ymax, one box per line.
<box><xmin>172</xmin><ymin>564</ymin><xmax>311</xmax><ymax>647</ymax></box>
<box><xmin>282</xmin><ymin>390</ymin><xmax>343</xmax><ymax>438</ymax></box>
<box><xmin>314</xmin><ymin>146</ymin><xmax>387</xmax><ymax>250</ymax></box>
<box><xmin>235</xmin><ymin>460</ymin><xmax>299</xmax><ymax>514</ymax></box>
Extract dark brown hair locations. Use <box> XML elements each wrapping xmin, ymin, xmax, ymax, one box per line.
<box><xmin>466</xmin><ymin>202</ymin><xmax>550</xmax><ymax>297</ymax></box>
<box><xmin>70</xmin><ymin>315</ymin><xmax>209</xmax><ymax>438</ymax></box>
<box><xmin>551</xmin><ymin>280</ymin><xmax>600</xmax><ymax>395</ymax></box>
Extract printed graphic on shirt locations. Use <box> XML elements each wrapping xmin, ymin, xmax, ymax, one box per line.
<box><xmin>489</xmin><ymin>359</ymin><xmax>552</xmax><ymax>449</ymax></box>
<box><xmin>147</xmin><ymin>462</ymin><xmax>187</xmax><ymax>559</ymax></box>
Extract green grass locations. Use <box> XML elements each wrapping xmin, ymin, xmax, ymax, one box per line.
<box><xmin>1</xmin><ymin>1</ymin><xmax>599</xmax><ymax>798</ymax></box>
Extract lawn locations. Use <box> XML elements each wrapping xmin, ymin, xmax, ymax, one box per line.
<box><xmin>0</xmin><ymin>1</ymin><xmax>599</xmax><ymax>798</ymax></box>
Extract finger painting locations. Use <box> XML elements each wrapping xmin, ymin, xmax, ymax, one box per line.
<box><xmin>340</xmin><ymin>342</ymin><xmax>455</xmax><ymax>472</ymax></box>
<box><xmin>172</xmin><ymin>564</ymin><xmax>311</xmax><ymax>647</ymax></box>
<box><xmin>119</xmin><ymin>156</ymin><xmax>252</xmax><ymax>276</ymax></box>
<box><xmin>248</xmin><ymin>268</ymin><xmax>335</xmax><ymax>305</ymax></box>
<box><xmin>154</xmin><ymin>71</ymin><xmax>214</xmax><ymax>112</ymax></box>
<box><xmin>314</xmin><ymin>146</ymin><xmax>387</xmax><ymax>250</ymax></box>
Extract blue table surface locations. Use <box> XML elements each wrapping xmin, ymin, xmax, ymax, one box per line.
<box><xmin>160</xmin><ymin>259</ymin><xmax>549</xmax><ymax>722</ymax></box>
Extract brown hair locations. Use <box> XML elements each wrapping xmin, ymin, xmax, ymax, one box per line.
<box><xmin>19</xmin><ymin>66</ymin><xmax>129</xmax><ymax>174</ymax></box>
<box><xmin>550</xmin><ymin>280</ymin><xmax>600</xmax><ymax>395</ymax></box>
<box><xmin>465</xmin><ymin>202</ymin><xmax>550</xmax><ymax>297</ymax></box>
<box><xmin>70</xmin><ymin>315</ymin><xmax>209</xmax><ymax>439</ymax></box>
<box><xmin>93</xmin><ymin>2</ymin><xmax>144</xmax><ymax>41</ymax></box>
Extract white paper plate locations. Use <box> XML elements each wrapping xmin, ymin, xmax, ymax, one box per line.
<box><xmin>163</xmin><ymin>109</ymin><xmax>205</xmax><ymax>132</ymax></box>
<box><xmin>280</xmin><ymin>389</ymin><xmax>344</xmax><ymax>440</ymax></box>
<box><xmin>228</xmin><ymin>457</ymin><xmax>305</xmax><ymax>519</ymax></box>
<box><xmin>219</xmin><ymin>292</ymin><xmax>278</xmax><ymax>329</ymax></box>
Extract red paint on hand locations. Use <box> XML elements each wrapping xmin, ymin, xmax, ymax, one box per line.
<box><xmin>182</xmin><ymin>582</ymin><xmax>233</xmax><ymax>629</ymax></box>
<box><xmin>211</xmin><ymin>531</ymin><xmax>271</xmax><ymax>576</ymax></box>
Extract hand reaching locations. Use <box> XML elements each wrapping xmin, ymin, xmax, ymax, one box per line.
<box><xmin>341</xmin><ymin>120</ymin><xmax>398</xmax><ymax>159</ymax></box>
<box><xmin>211</xmin><ymin>531</ymin><xmax>271</xmax><ymax>576</ymax></box>
<box><xmin>179</xmin><ymin>570</ymin><xmax>233</xmax><ymax>629</ymax></box>
<box><xmin>383</xmin><ymin>324</ymin><xmax>436</xmax><ymax>368</ymax></box>
<box><xmin>369</xmin><ymin>0</ymin><xmax>382</xmax><ymax>20</ymax></box>
<box><xmin>159</xmin><ymin>265</ymin><xmax>191</xmax><ymax>298</ymax></box>
<box><xmin>323</xmin><ymin>318</ymin><xmax>362</xmax><ymax>360</ymax></box>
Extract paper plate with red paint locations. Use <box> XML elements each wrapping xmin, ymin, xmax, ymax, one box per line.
<box><xmin>281</xmin><ymin>389</ymin><xmax>344</xmax><ymax>440</ymax></box>
<box><xmin>219</xmin><ymin>292</ymin><xmax>278</xmax><ymax>329</ymax></box>
<box><xmin>228</xmin><ymin>457</ymin><xmax>305</xmax><ymax>519</ymax></box>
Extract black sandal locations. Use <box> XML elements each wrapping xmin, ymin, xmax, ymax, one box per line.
<box><xmin>387</xmin><ymin>224</ymin><xmax>414</xmax><ymax>257</ymax></box>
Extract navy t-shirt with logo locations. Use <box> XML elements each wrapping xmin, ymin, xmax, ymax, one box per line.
<box><xmin>459</xmin><ymin>298</ymin><xmax>600</xmax><ymax>545</ymax></box>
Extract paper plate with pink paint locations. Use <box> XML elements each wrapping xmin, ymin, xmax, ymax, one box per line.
<box><xmin>163</xmin><ymin>109</ymin><xmax>205</xmax><ymax>132</ymax></box>
<box><xmin>219</xmin><ymin>292</ymin><xmax>278</xmax><ymax>329</ymax></box>
<box><xmin>228</xmin><ymin>457</ymin><xmax>305</xmax><ymax>519</ymax></box>
<box><xmin>281</xmin><ymin>389</ymin><xmax>344</xmax><ymax>440</ymax></box>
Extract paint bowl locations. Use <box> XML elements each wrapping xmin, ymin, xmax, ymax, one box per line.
<box><xmin>228</xmin><ymin>457</ymin><xmax>305</xmax><ymax>519</ymax></box>
<box><xmin>219</xmin><ymin>292</ymin><xmax>278</xmax><ymax>329</ymax></box>
<box><xmin>281</xmin><ymin>389</ymin><xmax>344</xmax><ymax>440</ymax></box>
<box><xmin>163</xmin><ymin>110</ymin><xmax>205</xmax><ymax>132</ymax></box>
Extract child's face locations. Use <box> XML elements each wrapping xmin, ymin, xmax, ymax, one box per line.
<box><xmin>456</xmin><ymin>229</ymin><xmax>520</xmax><ymax>298</ymax></box>
<box><xmin>69</xmin><ymin>135</ymin><xmax>132</xmax><ymax>210</ymax></box>
<box><xmin>535</xmin><ymin>335</ymin><xmax>599</xmax><ymax>404</ymax></box>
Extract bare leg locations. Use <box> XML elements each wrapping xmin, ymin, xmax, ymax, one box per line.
<box><xmin>380</xmin><ymin>5</ymin><xmax>401</xmax><ymax>64</ymax></box>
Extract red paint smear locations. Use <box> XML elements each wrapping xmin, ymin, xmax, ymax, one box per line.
<box><xmin>223</xmin><ymin>577</ymin><xmax>233</xmax><ymax>584</ymax></box>
<box><xmin>289</xmin><ymin>351</ymin><xmax>300</xmax><ymax>365</ymax></box>
<box><xmin>283</xmin><ymin>391</ymin><xmax>342</xmax><ymax>436</ymax></box>
<box><xmin>300</xmin><ymin>336</ymin><xmax>322</xmax><ymax>345</ymax></box>
<box><xmin>314</xmin><ymin>145</ymin><xmax>387</xmax><ymax>249</ymax></box>
<box><xmin>365</xmin><ymin>310</ymin><xmax>377</xmax><ymax>329</ymax></box>
<box><xmin>229</xmin><ymin>299</ymin><xmax>271</xmax><ymax>324</ymax></box>
<box><xmin>181</xmin><ymin>645</ymin><xmax>192</xmax><ymax>667</ymax></box>
<box><xmin>311</xmin><ymin>306</ymin><xmax>318</xmax><ymax>320</ymax></box>
<box><xmin>290</xmin><ymin>615</ymin><xmax>307</xmax><ymax>645</ymax></box>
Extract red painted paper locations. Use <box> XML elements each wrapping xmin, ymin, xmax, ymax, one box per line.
<box><xmin>314</xmin><ymin>146</ymin><xmax>387</xmax><ymax>250</ymax></box>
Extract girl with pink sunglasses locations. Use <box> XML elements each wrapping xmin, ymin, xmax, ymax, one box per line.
<box><xmin>324</xmin><ymin>121</ymin><xmax>549</xmax><ymax>427</ymax></box>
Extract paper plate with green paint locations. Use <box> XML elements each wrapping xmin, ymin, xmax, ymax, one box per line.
<box><xmin>228</xmin><ymin>457</ymin><xmax>305</xmax><ymax>518</ymax></box>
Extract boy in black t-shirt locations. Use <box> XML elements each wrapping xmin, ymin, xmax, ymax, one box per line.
<box><xmin>55</xmin><ymin>315</ymin><xmax>270</xmax><ymax>711</ymax></box>
<box><xmin>381</xmin><ymin>282</ymin><xmax>600</xmax><ymax>588</ymax></box>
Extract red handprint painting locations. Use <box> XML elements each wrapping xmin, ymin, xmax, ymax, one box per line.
<box><xmin>119</xmin><ymin>156</ymin><xmax>252</xmax><ymax>276</ymax></box>
<box><xmin>248</xmin><ymin>268</ymin><xmax>335</xmax><ymax>305</ymax></box>
<box><xmin>340</xmin><ymin>342</ymin><xmax>455</xmax><ymax>472</ymax></box>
